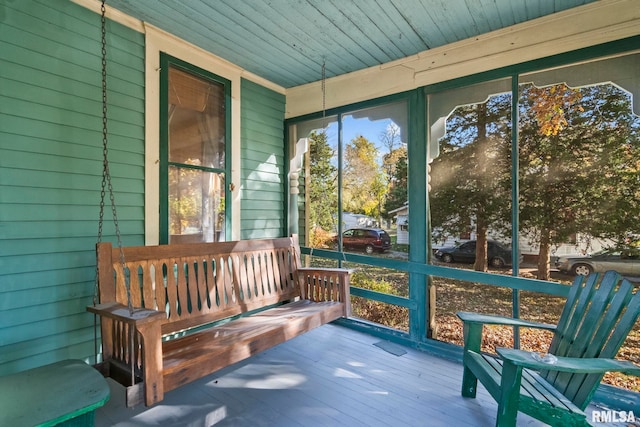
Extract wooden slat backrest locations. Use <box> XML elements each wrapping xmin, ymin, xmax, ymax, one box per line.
<box><xmin>543</xmin><ymin>270</ymin><xmax>640</xmax><ymax>409</ymax></box>
<box><xmin>97</xmin><ymin>237</ymin><xmax>303</xmax><ymax>335</ymax></box>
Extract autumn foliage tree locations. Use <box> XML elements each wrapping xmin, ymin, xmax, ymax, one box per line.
<box><xmin>429</xmin><ymin>81</ymin><xmax>639</xmax><ymax>279</ymax></box>
<box><xmin>519</xmin><ymin>83</ymin><xmax>640</xmax><ymax>279</ymax></box>
<box><xmin>343</xmin><ymin>135</ymin><xmax>386</xmax><ymax>220</ymax></box>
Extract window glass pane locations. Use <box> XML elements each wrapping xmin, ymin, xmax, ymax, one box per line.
<box><xmin>164</xmin><ymin>60</ymin><xmax>228</xmax><ymax>244</ymax></box>
<box><xmin>345</xmin><ymin>261</ymin><xmax>409</xmax><ymax>298</ymax></box>
<box><xmin>427</xmin><ymin>53</ymin><xmax>640</xmax><ymax>394</ymax></box>
<box><xmin>517</xmin><ymin>52</ymin><xmax>640</xmax><ymax>394</ymax></box>
<box><xmin>351</xmin><ymin>297</ymin><xmax>409</xmax><ymax>332</ymax></box>
<box><xmin>169</xmin><ymin>167</ymin><xmax>225</xmax><ymax>243</ymax></box>
<box><xmin>347</xmin><ymin>262</ymin><xmax>409</xmax><ymax>329</ymax></box>
<box><xmin>518</xmin><ymin>52</ymin><xmax>640</xmax><ymax>281</ymax></box>
<box><xmin>433</xmin><ymin>278</ymin><xmax>559</xmax><ymax>355</ymax></box>
<box><xmin>290</xmin><ymin>116</ymin><xmax>339</xmax><ymax>250</ymax></box>
<box><xmin>341</xmin><ymin>101</ymin><xmax>408</xmax><ymax>255</ymax></box>
<box><xmin>428</xmin><ymin>78</ymin><xmax>515</xmax><ymax>273</ymax></box>
<box><xmin>292</xmin><ymin>100</ymin><xmax>408</xmax><ymax>259</ymax></box>
<box><xmin>168</xmin><ymin>67</ymin><xmax>225</xmax><ymax>169</ymax></box>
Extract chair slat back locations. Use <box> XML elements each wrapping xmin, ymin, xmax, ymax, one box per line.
<box><xmin>543</xmin><ymin>270</ymin><xmax>640</xmax><ymax>409</ymax></box>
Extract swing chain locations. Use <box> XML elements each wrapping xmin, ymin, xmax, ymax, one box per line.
<box><xmin>95</xmin><ymin>0</ymin><xmax>132</xmax><ymax>314</ymax></box>
<box><xmin>321</xmin><ymin>60</ymin><xmax>326</xmax><ymax>121</ymax></box>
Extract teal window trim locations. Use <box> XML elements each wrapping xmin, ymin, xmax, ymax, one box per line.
<box><xmin>158</xmin><ymin>53</ymin><xmax>232</xmax><ymax>244</ymax></box>
<box><xmin>287</xmin><ymin>91</ymin><xmax>412</xmax><ymax>125</ymax></box>
<box><xmin>286</xmin><ymin>90</ymin><xmax>415</xmax><ymax>259</ymax></box>
<box><xmin>510</xmin><ymin>73</ymin><xmax>521</xmax><ymax>347</ymax></box>
<box><xmin>283</xmin><ymin>123</ymin><xmax>290</xmax><ymax>235</ymax></box>
<box><xmin>336</xmin><ymin>111</ymin><xmax>344</xmax><ymax>256</ymax></box>
<box><xmin>166</xmin><ymin>162</ymin><xmax>226</xmax><ymax>174</ymax></box>
<box><xmin>407</xmin><ymin>89</ymin><xmax>428</xmax><ymax>341</ymax></box>
<box><xmin>422</xmin><ymin>37</ymin><xmax>639</xmax><ymax>345</ymax></box>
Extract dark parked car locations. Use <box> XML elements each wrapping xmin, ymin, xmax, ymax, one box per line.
<box><xmin>555</xmin><ymin>249</ymin><xmax>640</xmax><ymax>276</ymax></box>
<box><xmin>340</xmin><ymin>228</ymin><xmax>391</xmax><ymax>254</ymax></box>
<box><xmin>434</xmin><ymin>240</ymin><xmax>520</xmax><ymax>268</ymax></box>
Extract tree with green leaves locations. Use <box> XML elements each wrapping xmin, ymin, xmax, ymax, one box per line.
<box><xmin>383</xmin><ymin>147</ymin><xmax>408</xmax><ymax>216</ymax></box>
<box><xmin>429</xmin><ymin>95</ymin><xmax>512</xmax><ymax>271</ymax></box>
<box><xmin>377</xmin><ymin>122</ymin><xmax>407</xmax><ymax>224</ymax></box>
<box><xmin>308</xmin><ymin>130</ymin><xmax>337</xmax><ymax>245</ymax></box>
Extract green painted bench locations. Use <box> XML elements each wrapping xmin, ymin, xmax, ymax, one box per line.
<box><xmin>0</xmin><ymin>359</ymin><xmax>110</xmax><ymax>427</ymax></box>
<box><xmin>458</xmin><ymin>270</ymin><xmax>640</xmax><ymax>427</ymax></box>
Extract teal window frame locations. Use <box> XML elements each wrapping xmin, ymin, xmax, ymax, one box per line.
<box><xmin>158</xmin><ymin>53</ymin><xmax>232</xmax><ymax>244</ymax></box>
<box><xmin>285</xmin><ymin>35</ymin><xmax>640</xmax><ymax>348</ymax></box>
<box><xmin>286</xmin><ymin>91</ymin><xmax>427</xmax><ymax>339</ymax></box>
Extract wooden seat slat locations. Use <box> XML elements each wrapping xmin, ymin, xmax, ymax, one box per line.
<box><xmin>477</xmin><ymin>352</ymin><xmax>580</xmax><ymax>413</ymax></box>
<box><xmin>162</xmin><ymin>301</ymin><xmax>345</xmax><ymax>392</ymax></box>
<box><xmin>90</xmin><ymin>236</ymin><xmax>350</xmax><ymax>407</ymax></box>
<box><xmin>163</xmin><ymin>301</ymin><xmax>343</xmax><ymax>363</ymax></box>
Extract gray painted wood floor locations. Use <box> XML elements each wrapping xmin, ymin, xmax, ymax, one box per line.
<box><xmin>95</xmin><ymin>323</ymin><xmax>627</xmax><ymax>427</ymax></box>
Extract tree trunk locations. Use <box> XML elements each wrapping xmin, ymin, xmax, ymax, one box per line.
<box><xmin>537</xmin><ymin>228</ymin><xmax>552</xmax><ymax>280</ymax></box>
<box><xmin>427</xmin><ymin>278</ymin><xmax>438</xmax><ymax>339</ymax></box>
<box><xmin>473</xmin><ymin>104</ymin><xmax>489</xmax><ymax>273</ymax></box>
<box><xmin>474</xmin><ymin>217</ymin><xmax>489</xmax><ymax>272</ymax></box>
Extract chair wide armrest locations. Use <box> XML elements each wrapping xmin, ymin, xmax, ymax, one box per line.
<box><xmin>457</xmin><ymin>311</ymin><xmax>556</xmax><ymax>331</ymax></box>
<box><xmin>497</xmin><ymin>348</ymin><xmax>640</xmax><ymax>376</ymax></box>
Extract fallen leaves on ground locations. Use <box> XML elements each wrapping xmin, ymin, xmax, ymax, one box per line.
<box><xmin>434</xmin><ymin>277</ymin><xmax>640</xmax><ymax>392</ymax></box>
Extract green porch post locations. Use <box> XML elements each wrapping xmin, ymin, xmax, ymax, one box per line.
<box><xmin>408</xmin><ymin>89</ymin><xmax>429</xmax><ymax>341</ymax></box>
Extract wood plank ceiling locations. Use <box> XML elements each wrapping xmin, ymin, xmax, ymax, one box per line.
<box><xmin>105</xmin><ymin>0</ymin><xmax>598</xmax><ymax>88</ymax></box>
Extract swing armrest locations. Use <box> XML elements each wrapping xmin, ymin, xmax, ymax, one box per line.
<box><xmin>87</xmin><ymin>302</ymin><xmax>166</xmax><ymax>326</ymax></box>
<box><xmin>298</xmin><ymin>267</ymin><xmax>351</xmax><ymax>316</ymax></box>
<box><xmin>87</xmin><ymin>302</ymin><xmax>166</xmax><ymax>405</ymax></box>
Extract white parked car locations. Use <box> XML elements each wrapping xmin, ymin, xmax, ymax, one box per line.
<box><xmin>555</xmin><ymin>249</ymin><xmax>640</xmax><ymax>276</ymax></box>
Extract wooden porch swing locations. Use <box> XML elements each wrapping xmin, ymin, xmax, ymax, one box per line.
<box><xmin>87</xmin><ymin>1</ymin><xmax>351</xmax><ymax>408</ymax></box>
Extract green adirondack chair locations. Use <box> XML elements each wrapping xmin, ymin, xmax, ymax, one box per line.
<box><xmin>457</xmin><ymin>270</ymin><xmax>640</xmax><ymax>427</ymax></box>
